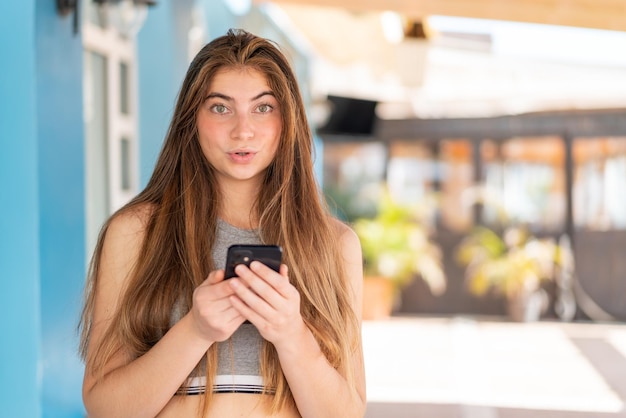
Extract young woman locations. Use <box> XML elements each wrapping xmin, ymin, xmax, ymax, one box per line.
<box><xmin>78</xmin><ymin>29</ymin><xmax>366</xmax><ymax>417</ymax></box>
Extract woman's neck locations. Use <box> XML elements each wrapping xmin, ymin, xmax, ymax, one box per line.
<box><xmin>218</xmin><ymin>180</ymin><xmax>260</xmax><ymax>230</ymax></box>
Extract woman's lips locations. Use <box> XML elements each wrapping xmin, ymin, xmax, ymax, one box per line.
<box><xmin>228</xmin><ymin>150</ymin><xmax>256</xmax><ymax>163</ymax></box>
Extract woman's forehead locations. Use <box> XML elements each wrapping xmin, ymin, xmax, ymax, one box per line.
<box><xmin>212</xmin><ymin>66</ymin><xmax>268</xmax><ymax>85</ymax></box>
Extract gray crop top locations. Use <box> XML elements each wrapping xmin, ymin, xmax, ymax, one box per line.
<box><xmin>177</xmin><ymin>219</ymin><xmax>267</xmax><ymax>395</ymax></box>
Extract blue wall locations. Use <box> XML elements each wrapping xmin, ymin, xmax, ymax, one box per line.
<box><xmin>0</xmin><ymin>1</ymin><xmax>86</xmax><ymax>416</ymax></box>
<box><xmin>35</xmin><ymin>0</ymin><xmax>86</xmax><ymax>416</ymax></box>
<box><xmin>0</xmin><ymin>1</ymin><xmax>41</xmax><ymax>417</ymax></box>
<box><xmin>137</xmin><ymin>0</ymin><xmax>181</xmax><ymax>186</ymax></box>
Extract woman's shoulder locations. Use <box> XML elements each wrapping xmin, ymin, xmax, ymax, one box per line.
<box><xmin>105</xmin><ymin>203</ymin><xmax>155</xmax><ymax>245</ymax></box>
<box><xmin>327</xmin><ymin>217</ymin><xmax>364</xmax><ymax>295</ymax></box>
<box><xmin>111</xmin><ymin>203</ymin><xmax>153</xmax><ymax>228</ymax></box>
<box><xmin>97</xmin><ymin>203</ymin><xmax>156</xmax><ymax>287</ymax></box>
<box><xmin>328</xmin><ymin>217</ymin><xmax>361</xmax><ymax>251</ymax></box>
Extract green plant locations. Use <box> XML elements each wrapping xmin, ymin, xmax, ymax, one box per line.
<box><xmin>456</xmin><ymin>225</ymin><xmax>560</xmax><ymax>299</ymax></box>
<box><xmin>353</xmin><ymin>191</ymin><xmax>446</xmax><ymax>295</ymax></box>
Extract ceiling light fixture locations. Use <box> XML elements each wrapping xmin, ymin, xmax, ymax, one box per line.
<box><xmin>56</xmin><ymin>0</ymin><xmax>80</xmax><ymax>34</ymax></box>
<box><xmin>93</xmin><ymin>0</ymin><xmax>157</xmax><ymax>38</ymax></box>
<box><xmin>57</xmin><ymin>0</ymin><xmax>157</xmax><ymax>37</ymax></box>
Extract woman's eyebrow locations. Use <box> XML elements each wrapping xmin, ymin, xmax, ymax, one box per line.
<box><xmin>205</xmin><ymin>91</ymin><xmax>275</xmax><ymax>101</ymax></box>
<box><xmin>205</xmin><ymin>92</ymin><xmax>232</xmax><ymax>101</ymax></box>
<box><xmin>251</xmin><ymin>91</ymin><xmax>275</xmax><ymax>101</ymax></box>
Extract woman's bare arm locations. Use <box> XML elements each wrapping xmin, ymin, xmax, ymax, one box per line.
<box><xmin>82</xmin><ymin>209</ymin><xmax>244</xmax><ymax>418</ymax></box>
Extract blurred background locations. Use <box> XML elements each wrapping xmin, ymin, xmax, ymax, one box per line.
<box><xmin>2</xmin><ymin>0</ymin><xmax>626</xmax><ymax>416</ymax></box>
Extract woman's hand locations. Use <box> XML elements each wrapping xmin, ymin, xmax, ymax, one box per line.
<box><xmin>191</xmin><ymin>269</ymin><xmax>247</xmax><ymax>343</ymax></box>
<box><xmin>227</xmin><ymin>262</ymin><xmax>306</xmax><ymax>349</ymax></box>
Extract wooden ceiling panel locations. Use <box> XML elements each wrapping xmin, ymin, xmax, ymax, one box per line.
<box><xmin>254</xmin><ymin>0</ymin><xmax>626</xmax><ymax>32</ymax></box>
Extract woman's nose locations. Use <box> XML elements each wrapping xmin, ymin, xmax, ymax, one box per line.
<box><xmin>231</xmin><ymin>113</ymin><xmax>253</xmax><ymax>140</ymax></box>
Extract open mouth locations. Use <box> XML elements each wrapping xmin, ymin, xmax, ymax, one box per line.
<box><xmin>230</xmin><ymin>151</ymin><xmax>255</xmax><ymax>162</ymax></box>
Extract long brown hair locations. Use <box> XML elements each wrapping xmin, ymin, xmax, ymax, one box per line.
<box><xmin>79</xmin><ymin>28</ymin><xmax>359</xmax><ymax>414</ymax></box>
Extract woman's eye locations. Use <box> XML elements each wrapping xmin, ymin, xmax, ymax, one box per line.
<box><xmin>211</xmin><ymin>104</ymin><xmax>227</xmax><ymax>114</ymax></box>
<box><xmin>257</xmin><ymin>104</ymin><xmax>273</xmax><ymax>113</ymax></box>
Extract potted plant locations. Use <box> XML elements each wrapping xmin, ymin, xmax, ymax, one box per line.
<box><xmin>354</xmin><ymin>191</ymin><xmax>446</xmax><ymax>320</ymax></box>
<box><xmin>455</xmin><ymin>225</ymin><xmax>562</xmax><ymax>321</ymax></box>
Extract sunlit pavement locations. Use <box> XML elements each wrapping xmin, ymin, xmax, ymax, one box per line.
<box><xmin>363</xmin><ymin>316</ymin><xmax>626</xmax><ymax>418</ymax></box>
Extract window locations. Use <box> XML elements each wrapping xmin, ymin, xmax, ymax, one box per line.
<box><xmin>323</xmin><ymin>139</ymin><xmax>474</xmax><ymax>230</ymax></box>
<box><xmin>322</xmin><ymin>142</ymin><xmax>387</xmax><ymax>221</ymax></box>
<box><xmin>573</xmin><ymin>137</ymin><xmax>626</xmax><ymax>230</ymax></box>
<box><xmin>481</xmin><ymin>137</ymin><xmax>566</xmax><ymax>232</ymax></box>
<box><xmin>83</xmin><ymin>0</ymin><xmax>139</xmax><ymax>256</ymax></box>
<box><xmin>84</xmin><ymin>51</ymin><xmax>110</xmax><ymax>251</ymax></box>
<box><xmin>387</xmin><ymin>141</ymin><xmax>435</xmax><ymax>206</ymax></box>
<box><xmin>439</xmin><ymin>140</ymin><xmax>474</xmax><ymax>232</ymax></box>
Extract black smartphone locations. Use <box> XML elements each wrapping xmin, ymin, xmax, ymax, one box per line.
<box><xmin>224</xmin><ymin>244</ymin><xmax>283</xmax><ymax>279</ymax></box>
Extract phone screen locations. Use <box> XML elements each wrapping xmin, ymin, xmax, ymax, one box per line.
<box><xmin>224</xmin><ymin>244</ymin><xmax>282</xmax><ymax>279</ymax></box>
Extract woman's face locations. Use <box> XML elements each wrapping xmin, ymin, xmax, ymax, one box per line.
<box><xmin>196</xmin><ymin>66</ymin><xmax>282</xmax><ymax>189</ymax></box>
